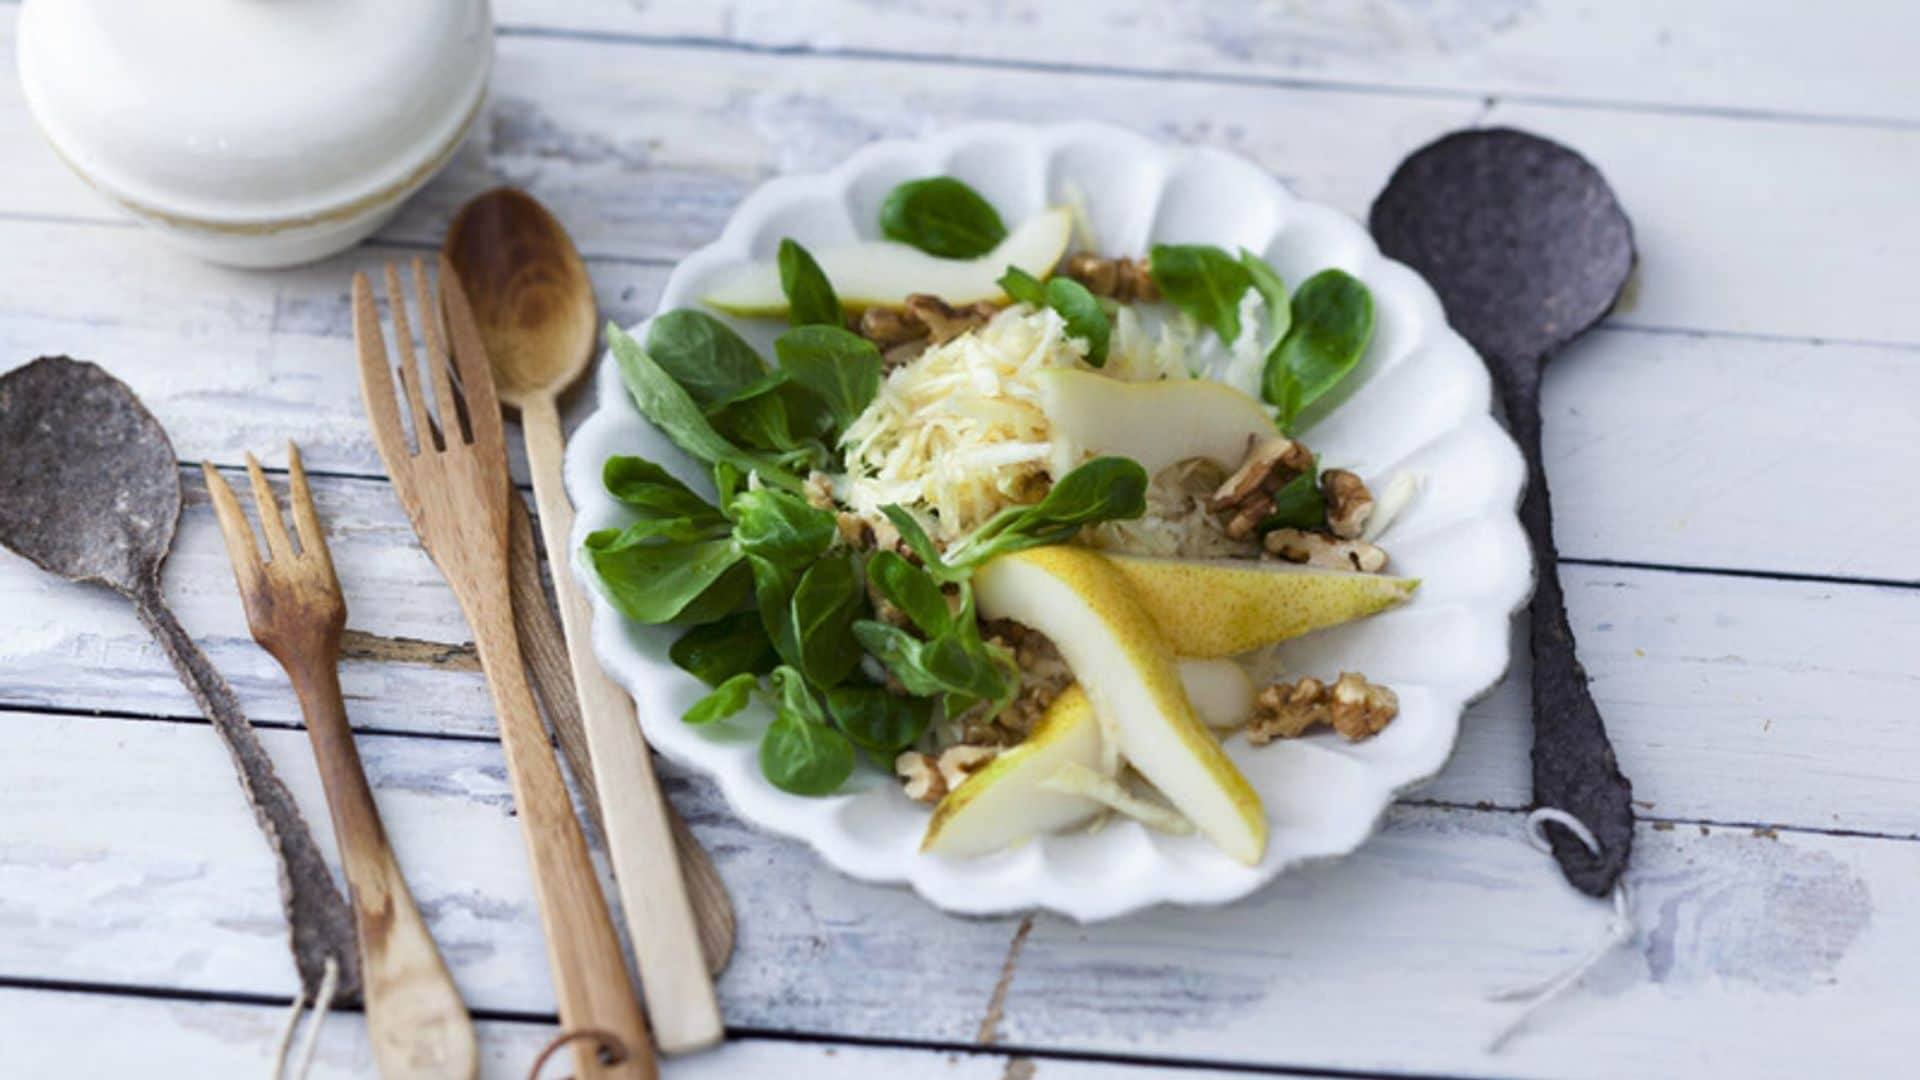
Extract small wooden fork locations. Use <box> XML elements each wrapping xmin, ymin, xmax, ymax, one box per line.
<box><xmin>203</xmin><ymin>446</ymin><xmax>478</xmax><ymax>1079</ymax></box>
<box><xmin>353</xmin><ymin>256</ymin><xmax>655</xmax><ymax>1080</ymax></box>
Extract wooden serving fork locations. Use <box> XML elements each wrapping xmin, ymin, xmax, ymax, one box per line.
<box><xmin>203</xmin><ymin>447</ymin><xmax>477</xmax><ymax>1079</ymax></box>
<box><xmin>353</xmin><ymin>256</ymin><xmax>656</xmax><ymax>1079</ymax></box>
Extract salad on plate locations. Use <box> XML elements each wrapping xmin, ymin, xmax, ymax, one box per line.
<box><xmin>585</xmin><ymin>175</ymin><xmax>1421</xmax><ymax>868</ymax></box>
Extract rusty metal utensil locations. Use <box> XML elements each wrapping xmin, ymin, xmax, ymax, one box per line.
<box><xmin>0</xmin><ymin>358</ymin><xmax>362</xmax><ymax>1002</ymax></box>
<box><xmin>1370</xmin><ymin>128</ymin><xmax>1637</xmax><ymax>897</ymax></box>
<box><xmin>204</xmin><ymin>445</ymin><xmax>477</xmax><ymax>1079</ymax></box>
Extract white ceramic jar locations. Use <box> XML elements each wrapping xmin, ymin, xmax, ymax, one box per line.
<box><xmin>17</xmin><ymin>0</ymin><xmax>493</xmax><ymax>268</ymax></box>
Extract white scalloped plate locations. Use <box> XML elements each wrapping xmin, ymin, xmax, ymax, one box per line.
<box><xmin>565</xmin><ymin>123</ymin><xmax>1530</xmax><ymax>921</ymax></box>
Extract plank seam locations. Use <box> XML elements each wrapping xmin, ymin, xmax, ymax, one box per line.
<box><xmin>490</xmin><ymin>23</ymin><xmax>1920</xmax><ymax>134</ymax></box>
<box><xmin>0</xmin><ymin>973</ymin><xmax>1501</xmax><ymax>1079</ymax></box>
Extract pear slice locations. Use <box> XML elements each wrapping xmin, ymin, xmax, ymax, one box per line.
<box><xmin>1109</xmin><ymin>554</ymin><xmax>1418</xmax><ymax>658</ymax></box>
<box><xmin>973</xmin><ymin>546</ymin><xmax>1267</xmax><ymax>865</ymax></box>
<box><xmin>921</xmin><ymin>685</ymin><xmax>1105</xmax><ymax>858</ymax></box>
<box><xmin>1038</xmin><ymin>368</ymin><xmax>1277</xmax><ymax>475</ymax></box>
<box><xmin>703</xmin><ymin>208</ymin><xmax>1073</xmax><ymax>317</ymax></box>
<box><xmin>1178</xmin><ymin>658</ymin><xmax>1256</xmax><ymax>730</ymax></box>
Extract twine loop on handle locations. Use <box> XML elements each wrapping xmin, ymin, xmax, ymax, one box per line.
<box><xmin>527</xmin><ymin>1027</ymin><xmax>631</xmax><ymax>1080</ymax></box>
<box><xmin>268</xmin><ymin>955</ymin><xmax>340</xmax><ymax>1080</ymax></box>
<box><xmin>1485</xmin><ymin>807</ymin><xmax>1636</xmax><ymax>1052</ymax></box>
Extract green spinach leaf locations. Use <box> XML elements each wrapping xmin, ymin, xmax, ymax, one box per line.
<box><xmin>1046</xmin><ymin>276</ymin><xmax>1110</xmax><ymax>367</ymax></box>
<box><xmin>778</xmin><ymin>239</ymin><xmax>843</xmax><ymax>328</ymax></box>
<box><xmin>730</xmin><ymin>487</ymin><xmax>837</xmax><ymax>570</ymax></box>
<box><xmin>998</xmin><ymin>265</ymin><xmax>1048</xmax><ymax>307</ymax></box>
<box><xmin>1262</xmin><ymin>269</ymin><xmax>1374</xmax><ymax>432</ymax></box>
<box><xmin>760</xmin><ymin>666</ymin><xmax>856</xmax><ymax>795</ymax></box>
<box><xmin>791</xmin><ymin>554</ymin><xmax>866</xmax><ymax>687</ymax></box>
<box><xmin>866</xmin><ymin>550</ymin><xmax>953</xmax><ymax>637</ymax></box>
<box><xmin>645</xmin><ymin>310</ymin><xmax>768</xmax><ymax>409</ymax></box>
<box><xmin>998</xmin><ymin>267</ymin><xmax>1110</xmax><ymax>366</ymax></box>
<box><xmin>1239</xmin><ymin>249</ymin><xmax>1291</xmax><ymax>341</ymax></box>
<box><xmin>826</xmin><ymin>687</ymin><xmax>932</xmax><ymax>757</ymax></box>
<box><xmin>603</xmin><ymin>456</ymin><xmax>728</xmax><ymax>532</ymax></box>
<box><xmin>773</xmin><ymin>325</ymin><xmax>883</xmax><ymax>433</ymax></box>
<box><xmin>759</xmin><ymin>714</ymin><xmax>856</xmax><ymax>796</ymax></box>
<box><xmin>670</xmin><ymin>610</ymin><xmax>779</xmax><ymax>687</ymax></box>
<box><xmin>750</xmin><ymin>555</ymin><xmax>803</xmax><ymax>670</ymax></box>
<box><xmin>608</xmin><ymin>324</ymin><xmax>804</xmax><ymax>492</ymax></box>
<box><xmin>877</xmin><ymin>505</ymin><xmax>963</xmax><ymax>583</ymax></box>
<box><xmin>851</xmin><ymin>590</ymin><xmax>1017</xmax><ymax>719</ymax></box>
<box><xmin>706</xmin><ymin>382</ymin><xmax>832</xmax><ymax>470</ymax></box>
<box><xmin>946</xmin><ymin>456</ymin><xmax>1149</xmax><ymax>566</ymax></box>
<box><xmin>684</xmin><ymin>672</ymin><xmax>757</xmax><ymax>725</ymax></box>
<box><xmin>1150</xmin><ymin>244</ymin><xmax>1253</xmax><ymax>344</ymax></box>
<box><xmin>585</xmin><ymin>531</ymin><xmax>745</xmax><ymax>624</ymax></box>
<box><xmin>880</xmin><ymin>177</ymin><xmax>1008</xmax><ymax>259</ymax></box>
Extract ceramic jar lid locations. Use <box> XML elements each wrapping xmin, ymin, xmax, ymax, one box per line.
<box><xmin>18</xmin><ymin>0</ymin><xmax>492</xmax><ymax>229</ymax></box>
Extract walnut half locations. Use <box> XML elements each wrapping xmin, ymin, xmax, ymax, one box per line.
<box><xmin>1319</xmin><ymin>469</ymin><xmax>1374</xmax><ymax>539</ymax></box>
<box><xmin>1263</xmin><ymin>527</ymin><xmax>1388</xmax><ymax>573</ymax></box>
<box><xmin>895</xmin><ymin>751</ymin><xmax>945</xmax><ymax>803</ymax></box>
<box><xmin>1210</xmin><ymin>436</ymin><xmax>1315</xmax><ymax>539</ymax></box>
<box><xmin>1247</xmin><ymin>673</ymin><xmax>1399</xmax><ymax>744</ymax></box>
<box><xmin>1062</xmin><ymin>253</ymin><xmax>1159</xmax><ymax>303</ymax></box>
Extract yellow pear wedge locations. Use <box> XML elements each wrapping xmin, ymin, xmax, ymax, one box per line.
<box><xmin>921</xmin><ymin>685</ymin><xmax>1105</xmax><ymax>857</ymax></box>
<box><xmin>973</xmin><ymin>546</ymin><xmax>1268</xmax><ymax>865</ymax></box>
<box><xmin>1109</xmin><ymin>554</ymin><xmax>1418</xmax><ymax>658</ymax></box>
<box><xmin>1178</xmin><ymin>658</ymin><xmax>1256</xmax><ymax>729</ymax></box>
<box><xmin>703</xmin><ymin>208</ymin><xmax>1072</xmax><ymax>317</ymax></box>
<box><xmin>1039</xmin><ymin>368</ymin><xmax>1278</xmax><ymax>475</ymax></box>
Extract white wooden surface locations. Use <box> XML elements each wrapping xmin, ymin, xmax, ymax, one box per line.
<box><xmin>2</xmin><ymin>3</ymin><xmax>1917</xmax><ymax>1077</ymax></box>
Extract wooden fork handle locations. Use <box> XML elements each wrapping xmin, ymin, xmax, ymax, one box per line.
<box><xmin>468</xmin><ymin>598</ymin><xmax>657</xmax><ymax>1079</ymax></box>
<box><xmin>285</xmin><ymin>656</ymin><xmax>479</xmax><ymax>1079</ymax></box>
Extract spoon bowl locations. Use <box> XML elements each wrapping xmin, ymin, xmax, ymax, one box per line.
<box><xmin>1370</xmin><ymin>127</ymin><xmax>1634</xmax><ymax>384</ymax></box>
<box><xmin>444</xmin><ymin>187</ymin><xmax>599</xmax><ymax>408</ymax></box>
<box><xmin>0</xmin><ymin>356</ymin><xmax>179</xmax><ymax>594</ymax></box>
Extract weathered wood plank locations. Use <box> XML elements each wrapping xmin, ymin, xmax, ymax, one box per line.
<box><xmin>7</xmin><ymin>14</ymin><xmax>1920</xmax><ymax>346</ymax></box>
<box><xmin>0</xmin><ymin>710</ymin><xmax>1907</xmax><ymax>1079</ymax></box>
<box><xmin>492</xmin><ymin>0</ymin><xmax>1920</xmax><ymax>125</ymax></box>
<box><xmin>0</xmin><ymin>469</ymin><xmax>491</xmax><ymax>735</ymax></box>
<box><xmin>5</xmin><ymin>465</ymin><xmax>1915</xmax><ymax>839</ymax></box>
<box><xmin>0</xmin><ymin>989</ymin><xmax>1243</xmax><ymax>1080</ymax></box>
<box><xmin>5</xmin><ymin>220</ymin><xmax>1917</xmax><ymax>583</ymax></box>
<box><xmin>0</xmin><ymin>215</ymin><xmax>666</xmax><ymax>488</ymax></box>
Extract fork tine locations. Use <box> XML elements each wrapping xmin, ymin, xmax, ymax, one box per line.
<box><xmin>384</xmin><ymin>262</ymin><xmax>439</xmax><ymax>454</ymax></box>
<box><xmin>412</xmin><ymin>257</ymin><xmax>468</xmax><ymax>445</ymax></box>
<box><xmin>437</xmin><ymin>252</ymin><xmax>502</xmax><ymax>452</ymax></box>
<box><xmin>201</xmin><ymin>462</ymin><xmax>264</xmax><ymax>592</ymax></box>
<box><xmin>285</xmin><ymin>441</ymin><xmax>335</xmax><ymax>575</ymax></box>
<box><xmin>245</xmin><ymin>452</ymin><xmax>296</xmax><ymax>563</ymax></box>
<box><xmin>352</xmin><ymin>272</ymin><xmax>413</xmax><ymax>474</ymax></box>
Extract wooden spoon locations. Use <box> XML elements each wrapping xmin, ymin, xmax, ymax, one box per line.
<box><xmin>1370</xmin><ymin>128</ymin><xmax>1637</xmax><ymax>897</ymax></box>
<box><xmin>445</xmin><ymin>188</ymin><xmax>726</xmax><ymax>1054</ymax></box>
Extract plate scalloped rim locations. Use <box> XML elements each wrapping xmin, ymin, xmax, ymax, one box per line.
<box><xmin>564</xmin><ymin>122</ymin><xmax>1532</xmax><ymax>922</ymax></box>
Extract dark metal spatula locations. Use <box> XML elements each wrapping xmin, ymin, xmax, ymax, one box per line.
<box><xmin>1369</xmin><ymin>128</ymin><xmax>1636</xmax><ymax>896</ymax></box>
<box><xmin>0</xmin><ymin>356</ymin><xmax>361</xmax><ymax>999</ymax></box>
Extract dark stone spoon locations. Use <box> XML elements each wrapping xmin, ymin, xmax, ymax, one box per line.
<box><xmin>0</xmin><ymin>356</ymin><xmax>361</xmax><ymax>999</ymax></box>
<box><xmin>1369</xmin><ymin>128</ymin><xmax>1636</xmax><ymax>896</ymax></box>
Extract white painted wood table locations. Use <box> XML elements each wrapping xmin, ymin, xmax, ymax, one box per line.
<box><xmin>3</xmin><ymin>4</ymin><xmax>1917</xmax><ymax>1077</ymax></box>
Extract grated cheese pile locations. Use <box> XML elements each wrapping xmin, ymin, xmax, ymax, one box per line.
<box><xmin>835</xmin><ymin>290</ymin><xmax>1275</xmax><ymax>548</ymax></box>
<box><xmin>840</xmin><ymin>305</ymin><xmax>1088</xmax><ymax>542</ymax></box>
